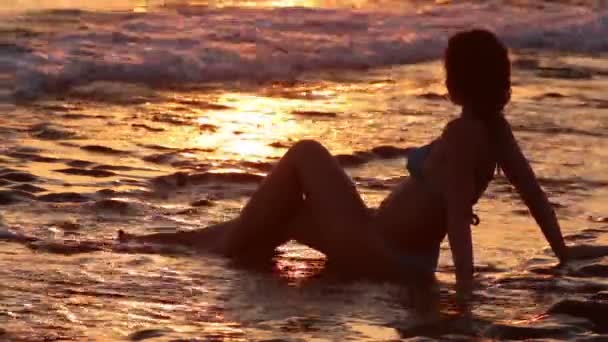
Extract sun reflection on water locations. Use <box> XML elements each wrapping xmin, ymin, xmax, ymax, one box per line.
<box><xmin>190</xmin><ymin>93</ymin><xmax>324</xmax><ymax>160</ymax></box>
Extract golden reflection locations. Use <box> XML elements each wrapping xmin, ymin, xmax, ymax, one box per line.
<box><xmin>0</xmin><ymin>0</ymin><xmax>164</xmax><ymax>12</ymax></box>
<box><xmin>274</xmin><ymin>246</ymin><xmax>326</xmax><ymax>285</ymax></box>
<box><xmin>228</xmin><ymin>139</ymin><xmax>276</xmax><ymax>158</ymax></box>
<box><xmin>186</xmin><ymin>0</ymin><xmax>415</xmax><ymax>9</ymax></box>
<box><xmin>1</xmin><ymin>0</ymin><xmax>419</xmax><ymax>13</ymax></box>
<box><xmin>250</xmin><ymin>0</ymin><xmax>378</xmax><ymax>8</ymax></box>
<box><xmin>191</xmin><ymin>93</ymin><xmax>326</xmax><ymax>160</ymax></box>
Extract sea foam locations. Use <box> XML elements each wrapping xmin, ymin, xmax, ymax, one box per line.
<box><xmin>4</xmin><ymin>2</ymin><xmax>608</xmax><ymax>99</ymax></box>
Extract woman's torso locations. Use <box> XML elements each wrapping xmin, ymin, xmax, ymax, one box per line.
<box><xmin>374</xmin><ymin>117</ymin><xmax>497</xmax><ymax>253</ymax></box>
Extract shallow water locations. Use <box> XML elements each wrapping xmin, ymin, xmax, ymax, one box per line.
<box><xmin>2</xmin><ymin>1</ymin><xmax>608</xmax><ymax>341</ymax></box>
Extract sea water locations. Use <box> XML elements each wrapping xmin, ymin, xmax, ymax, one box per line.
<box><xmin>1</xmin><ymin>0</ymin><xmax>608</xmax><ymax>340</ymax></box>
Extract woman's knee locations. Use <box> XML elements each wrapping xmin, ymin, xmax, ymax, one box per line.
<box><xmin>288</xmin><ymin>139</ymin><xmax>331</xmax><ymax>160</ymax></box>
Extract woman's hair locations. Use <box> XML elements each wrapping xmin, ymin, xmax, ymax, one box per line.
<box><xmin>445</xmin><ymin>29</ymin><xmax>515</xmax><ymax>172</ymax></box>
<box><xmin>445</xmin><ymin>29</ymin><xmax>511</xmax><ymax>118</ymax></box>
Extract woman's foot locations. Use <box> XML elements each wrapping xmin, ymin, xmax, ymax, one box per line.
<box><xmin>0</xmin><ymin>228</ymin><xmax>38</xmax><ymax>243</ymax></box>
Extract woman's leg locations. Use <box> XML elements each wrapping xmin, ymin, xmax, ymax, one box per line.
<box><xmin>117</xmin><ymin>221</ymin><xmax>233</xmax><ymax>251</ymax></box>
<box><xmin>118</xmin><ymin>140</ymin><xmax>404</xmax><ymax>277</ymax></box>
<box><xmin>117</xmin><ymin>139</ymin><xmax>355</xmax><ymax>258</ymax></box>
<box><xmin>218</xmin><ymin>140</ymin><xmax>403</xmax><ymax>276</ymax></box>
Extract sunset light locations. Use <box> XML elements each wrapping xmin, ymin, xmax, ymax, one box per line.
<box><xmin>2</xmin><ymin>0</ymin><xmax>608</xmax><ymax>341</ymax></box>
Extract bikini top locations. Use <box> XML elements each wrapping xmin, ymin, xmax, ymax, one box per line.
<box><xmin>406</xmin><ymin>141</ymin><xmax>435</xmax><ymax>181</ymax></box>
<box><xmin>406</xmin><ymin>141</ymin><xmax>494</xmax><ymax>225</ymax></box>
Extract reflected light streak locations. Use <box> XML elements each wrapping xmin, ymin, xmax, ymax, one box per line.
<box><xmin>191</xmin><ymin>93</ymin><xmax>322</xmax><ymax>160</ymax></box>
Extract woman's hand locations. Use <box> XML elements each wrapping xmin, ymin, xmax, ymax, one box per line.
<box><xmin>565</xmin><ymin>244</ymin><xmax>608</xmax><ymax>261</ymax></box>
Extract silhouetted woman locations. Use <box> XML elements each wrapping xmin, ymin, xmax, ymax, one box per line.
<box><xmin>119</xmin><ymin>29</ymin><xmax>603</xmax><ymax>303</ymax></box>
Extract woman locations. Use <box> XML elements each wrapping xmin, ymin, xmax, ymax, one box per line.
<box><xmin>119</xmin><ymin>29</ymin><xmax>604</xmax><ymax>303</ymax></box>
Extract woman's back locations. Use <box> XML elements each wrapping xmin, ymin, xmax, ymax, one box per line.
<box><xmin>375</xmin><ymin>116</ymin><xmax>496</xmax><ymax>253</ymax></box>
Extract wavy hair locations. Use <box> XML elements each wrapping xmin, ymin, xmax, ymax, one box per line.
<box><xmin>445</xmin><ymin>29</ymin><xmax>511</xmax><ymax>118</ymax></box>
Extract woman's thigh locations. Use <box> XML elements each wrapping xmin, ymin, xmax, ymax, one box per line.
<box><xmin>287</xmin><ymin>203</ymin><xmax>400</xmax><ymax>276</ymax></box>
<box><xmin>289</xmin><ymin>204</ymin><xmax>439</xmax><ymax>282</ymax></box>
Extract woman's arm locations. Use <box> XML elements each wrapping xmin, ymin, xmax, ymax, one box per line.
<box><xmin>495</xmin><ymin>120</ymin><xmax>569</xmax><ymax>262</ymax></box>
<box><xmin>443</xmin><ymin>120</ymin><xmax>480</xmax><ymax>301</ymax></box>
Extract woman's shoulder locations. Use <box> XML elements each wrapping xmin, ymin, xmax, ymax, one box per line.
<box><xmin>443</xmin><ymin>117</ymin><xmax>488</xmax><ymax>144</ymax></box>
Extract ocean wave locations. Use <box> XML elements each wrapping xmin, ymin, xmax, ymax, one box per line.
<box><xmin>4</xmin><ymin>2</ymin><xmax>608</xmax><ymax>100</ymax></box>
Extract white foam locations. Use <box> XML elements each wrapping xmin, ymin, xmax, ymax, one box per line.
<box><xmin>5</xmin><ymin>2</ymin><xmax>608</xmax><ymax>99</ymax></box>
